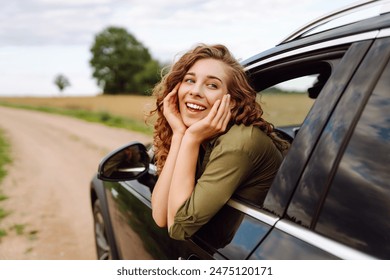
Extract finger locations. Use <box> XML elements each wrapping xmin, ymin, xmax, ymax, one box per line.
<box><xmin>220</xmin><ymin>94</ymin><xmax>231</xmax><ymax>127</ymax></box>
<box><xmin>207</xmin><ymin>99</ymin><xmax>221</xmax><ymax>121</ymax></box>
<box><xmin>162</xmin><ymin>83</ymin><xmax>181</xmax><ymax>105</ymax></box>
<box><xmin>212</xmin><ymin>94</ymin><xmax>230</xmax><ymax>125</ymax></box>
<box><xmin>217</xmin><ymin>95</ymin><xmax>231</xmax><ymax>130</ymax></box>
<box><xmin>173</xmin><ymin>82</ymin><xmax>181</xmax><ymax>92</ymax></box>
<box><xmin>165</xmin><ymin>88</ymin><xmax>177</xmax><ymax>100</ymax></box>
<box><xmin>168</xmin><ymin>82</ymin><xmax>181</xmax><ymax>97</ymax></box>
<box><xmin>221</xmin><ymin>94</ymin><xmax>231</xmax><ymax>118</ymax></box>
<box><xmin>221</xmin><ymin>108</ymin><xmax>231</xmax><ymax>129</ymax></box>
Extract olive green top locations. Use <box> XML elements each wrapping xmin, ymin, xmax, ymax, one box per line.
<box><xmin>168</xmin><ymin>124</ymin><xmax>283</xmax><ymax>240</ymax></box>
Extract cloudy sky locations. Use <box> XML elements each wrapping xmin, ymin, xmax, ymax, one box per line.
<box><xmin>0</xmin><ymin>0</ymin><xmax>358</xmax><ymax>97</ymax></box>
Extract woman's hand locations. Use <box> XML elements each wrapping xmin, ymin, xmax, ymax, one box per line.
<box><xmin>163</xmin><ymin>83</ymin><xmax>187</xmax><ymax>136</ymax></box>
<box><xmin>186</xmin><ymin>94</ymin><xmax>231</xmax><ymax>144</ymax></box>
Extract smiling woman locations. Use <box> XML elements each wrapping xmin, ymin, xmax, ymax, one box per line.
<box><xmin>149</xmin><ymin>44</ymin><xmax>290</xmax><ymax>240</ymax></box>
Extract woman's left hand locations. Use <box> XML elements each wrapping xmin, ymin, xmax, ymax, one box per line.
<box><xmin>186</xmin><ymin>94</ymin><xmax>231</xmax><ymax>143</ymax></box>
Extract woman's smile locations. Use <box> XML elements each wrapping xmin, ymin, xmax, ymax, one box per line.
<box><xmin>178</xmin><ymin>58</ymin><xmax>229</xmax><ymax>127</ymax></box>
<box><xmin>186</xmin><ymin>102</ymin><xmax>206</xmax><ymax>111</ymax></box>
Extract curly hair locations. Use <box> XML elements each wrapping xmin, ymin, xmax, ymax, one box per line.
<box><xmin>150</xmin><ymin>44</ymin><xmax>289</xmax><ymax>174</ymax></box>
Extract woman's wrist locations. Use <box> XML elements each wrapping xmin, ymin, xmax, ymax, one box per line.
<box><xmin>172</xmin><ymin>132</ymin><xmax>185</xmax><ymax>143</ymax></box>
<box><xmin>182</xmin><ymin>131</ymin><xmax>203</xmax><ymax>146</ymax></box>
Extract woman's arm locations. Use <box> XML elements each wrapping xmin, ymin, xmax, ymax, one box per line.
<box><xmin>167</xmin><ymin>94</ymin><xmax>231</xmax><ymax>228</ymax></box>
<box><xmin>151</xmin><ymin>85</ymin><xmax>186</xmax><ymax>227</ymax></box>
<box><xmin>151</xmin><ymin>133</ymin><xmax>183</xmax><ymax>227</ymax></box>
<box><xmin>152</xmin><ymin>90</ymin><xmax>231</xmax><ymax>229</ymax></box>
<box><xmin>167</xmin><ymin>134</ymin><xmax>200</xmax><ymax>228</ymax></box>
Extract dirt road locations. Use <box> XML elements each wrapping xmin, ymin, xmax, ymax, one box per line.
<box><xmin>0</xmin><ymin>106</ymin><xmax>151</xmax><ymax>259</ymax></box>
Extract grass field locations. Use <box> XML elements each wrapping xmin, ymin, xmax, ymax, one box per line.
<box><xmin>0</xmin><ymin>93</ymin><xmax>314</xmax><ymax>128</ymax></box>
<box><xmin>0</xmin><ymin>128</ymin><xmax>11</xmax><ymax>239</ymax></box>
<box><xmin>0</xmin><ymin>95</ymin><xmax>154</xmax><ymax>122</ymax></box>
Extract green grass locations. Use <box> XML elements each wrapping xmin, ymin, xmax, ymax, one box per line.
<box><xmin>0</xmin><ymin>128</ymin><xmax>11</xmax><ymax>184</ymax></box>
<box><xmin>0</xmin><ymin>128</ymin><xmax>11</xmax><ymax>239</ymax></box>
<box><xmin>0</xmin><ymin>128</ymin><xmax>11</xmax><ymax>202</ymax></box>
<box><xmin>0</xmin><ymin>228</ymin><xmax>6</xmax><ymax>239</ymax></box>
<box><xmin>0</xmin><ymin>194</ymin><xmax>7</xmax><ymax>202</ymax></box>
<box><xmin>10</xmin><ymin>223</ymin><xmax>26</xmax><ymax>235</ymax></box>
<box><xmin>0</xmin><ymin>102</ymin><xmax>154</xmax><ymax>135</ymax></box>
<box><xmin>0</xmin><ymin>208</ymin><xmax>9</xmax><ymax>220</ymax></box>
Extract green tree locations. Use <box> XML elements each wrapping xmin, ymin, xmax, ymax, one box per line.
<box><xmin>54</xmin><ymin>74</ymin><xmax>71</xmax><ymax>94</ymax></box>
<box><xmin>133</xmin><ymin>59</ymin><xmax>163</xmax><ymax>94</ymax></box>
<box><xmin>90</xmin><ymin>26</ymin><xmax>161</xmax><ymax>95</ymax></box>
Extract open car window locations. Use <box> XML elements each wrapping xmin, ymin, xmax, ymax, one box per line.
<box><xmin>253</xmin><ymin>60</ymin><xmax>337</xmax><ymax>127</ymax></box>
<box><xmin>248</xmin><ymin>51</ymin><xmax>344</xmax><ymax>139</ymax></box>
<box><xmin>257</xmin><ymin>75</ymin><xmax>317</xmax><ymax>127</ymax></box>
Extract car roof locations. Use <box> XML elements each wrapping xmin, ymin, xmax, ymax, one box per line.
<box><xmin>280</xmin><ymin>0</ymin><xmax>390</xmax><ymax>43</ymax></box>
<box><xmin>242</xmin><ymin>0</ymin><xmax>390</xmax><ymax>69</ymax></box>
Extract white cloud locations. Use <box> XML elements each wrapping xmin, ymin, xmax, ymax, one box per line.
<box><xmin>0</xmin><ymin>0</ymin><xmax>358</xmax><ymax>96</ymax></box>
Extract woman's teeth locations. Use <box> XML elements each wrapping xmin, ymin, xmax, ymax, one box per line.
<box><xmin>186</xmin><ymin>103</ymin><xmax>206</xmax><ymax>111</ymax></box>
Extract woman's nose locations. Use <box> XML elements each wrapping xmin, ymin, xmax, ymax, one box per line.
<box><xmin>189</xmin><ymin>82</ymin><xmax>203</xmax><ymax>97</ymax></box>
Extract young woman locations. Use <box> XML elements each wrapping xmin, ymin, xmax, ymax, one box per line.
<box><xmin>150</xmin><ymin>44</ymin><xmax>289</xmax><ymax>240</ymax></box>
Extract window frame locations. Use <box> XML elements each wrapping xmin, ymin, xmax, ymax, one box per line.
<box><xmin>286</xmin><ymin>37</ymin><xmax>390</xmax><ymax>230</ymax></box>
<box><xmin>257</xmin><ymin>40</ymin><xmax>373</xmax><ymax>217</ymax></box>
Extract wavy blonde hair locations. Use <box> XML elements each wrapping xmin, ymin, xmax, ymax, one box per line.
<box><xmin>150</xmin><ymin>44</ymin><xmax>289</xmax><ymax>174</ymax></box>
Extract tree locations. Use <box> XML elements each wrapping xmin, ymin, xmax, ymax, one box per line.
<box><xmin>54</xmin><ymin>74</ymin><xmax>71</xmax><ymax>94</ymax></box>
<box><xmin>90</xmin><ymin>26</ymin><xmax>161</xmax><ymax>95</ymax></box>
<box><xmin>133</xmin><ymin>59</ymin><xmax>163</xmax><ymax>95</ymax></box>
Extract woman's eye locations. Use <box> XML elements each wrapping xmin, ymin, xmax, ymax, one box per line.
<box><xmin>207</xmin><ymin>83</ymin><xmax>218</xmax><ymax>89</ymax></box>
<box><xmin>184</xmin><ymin>78</ymin><xmax>195</xmax><ymax>84</ymax></box>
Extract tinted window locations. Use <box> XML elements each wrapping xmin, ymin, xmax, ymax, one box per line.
<box><xmin>252</xmin><ymin>59</ymin><xmax>336</xmax><ymax>128</ymax></box>
<box><xmin>315</xmin><ymin>59</ymin><xmax>390</xmax><ymax>259</ymax></box>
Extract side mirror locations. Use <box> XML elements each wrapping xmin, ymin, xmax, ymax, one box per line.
<box><xmin>98</xmin><ymin>142</ymin><xmax>150</xmax><ymax>181</ymax></box>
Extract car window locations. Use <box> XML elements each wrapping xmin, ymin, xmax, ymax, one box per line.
<box><xmin>257</xmin><ymin>75</ymin><xmax>316</xmax><ymax>127</ymax></box>
<box><xmin>249</xmin><ymin>51</ymin><xmax>342</xmax><ymax>137</ymax></box>
<box><xmin>315</xmin><ymin>58</ymin><xmax>390</xmax><ymax>259</ymax></box>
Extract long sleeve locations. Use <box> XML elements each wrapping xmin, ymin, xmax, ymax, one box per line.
<box><xmin>168</xmin><ymin>124</ymin><xmax>283</xmax><ymax>240</ymax></box>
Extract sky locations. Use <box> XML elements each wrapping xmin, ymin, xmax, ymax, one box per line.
<box><xmin>0</xmin><ymin>0</ymin><xmax>359</xmax><ymax>97</ymax></box>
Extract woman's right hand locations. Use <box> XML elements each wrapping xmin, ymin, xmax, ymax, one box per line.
<box><xmin>163</xmin><ymin>83</ymin><xmax>187</xmax><ymax>136</ymax></box>
<box><xmin>185</xmin><ymin>93</ymin><xmax>231</xmax><ymax>144</ymax></box>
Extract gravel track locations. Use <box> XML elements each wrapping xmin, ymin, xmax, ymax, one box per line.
<box><xmin>0</xmin><ymin>106</ymin><xmax>151</xmax><ymax>259</ymax></box>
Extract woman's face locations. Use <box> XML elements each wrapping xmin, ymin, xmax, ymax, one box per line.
<box><xmin>178</xmin><ymin>58</ymin><xmax>229</xmax><ymax>127</ymax></box>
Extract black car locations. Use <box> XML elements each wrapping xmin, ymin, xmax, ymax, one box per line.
<box><xmin>90</xmin><ymin>0</ymin><xmax>390</xmax><ymax>260</ymax></box>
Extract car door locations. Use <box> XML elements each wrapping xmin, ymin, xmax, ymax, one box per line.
<box><xmin>104</xmin><ymin>168</ymin><xmax>212</xmax><ymax>260</ymax></box>
<box><xmin>250</xmin><ymin>34</ymin><xmax>390</xmax><ymax>259</ymax></box>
